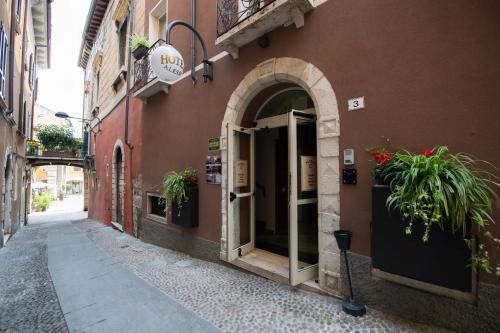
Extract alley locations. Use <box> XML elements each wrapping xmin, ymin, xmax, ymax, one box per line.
<box><xmin>0</xmin><ymin>211</ymin><xmax>449</xmax><ymax>333</ymax></box>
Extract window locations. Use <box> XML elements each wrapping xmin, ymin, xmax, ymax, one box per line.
<box><xmin>21</xmin><ymin>102</ymin><xmax>26</xmax><ymax>134</ymax></box>
<box><xmin>15</xmin><ymin>0</ymin><xmax>22</xmax><ymax>18</ymax></box>
<box><xmin>118</xmin><ymin>17</ymin><xmax>128</xmax><ymax>68</ymax></box>
<box><xmin>147</xmin><ymin>193</ymin><xmax>167</xmax><ymax>222</ymax></box>
<box><xmin>0</xmin><ymin>24</ymin><xmax>8</xmax><ymax>101</ymax></box>
<box><xmin>149</xmin><ymin>0</ymin><xmax>167</xmax><ymax>42</ymax></box>
<box><xmin>28</xmin><ymin>54</ymin><xmax>35</xmax><ymax>88</ymax></box>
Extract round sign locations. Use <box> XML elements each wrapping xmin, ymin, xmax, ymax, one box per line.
<box><xmin>150</xmin><ymin>45</ymin><xmax>184</xmax><ymax>82</ymax></box>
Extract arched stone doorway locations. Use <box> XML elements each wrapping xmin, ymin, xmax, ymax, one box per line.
<box><xmin>220</xmin><ymin>58</ymin><xmax>341</xmax><ymax>295</ymax></box>
<box><xmin>112</xmin><ymin>140</ymin><xmax>125</xmax><ymax>231</ymax></box>
<box><xmin>2</xmin><ymin>153</ymin><xmax>14</xmax><ymax>245</ymax></box>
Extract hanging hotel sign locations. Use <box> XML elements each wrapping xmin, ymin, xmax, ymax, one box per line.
<box><xmin>235</xmin><ymin>160</ymin><xmax>248</xmax><ymax>188</ymax></box>
<box><xmin>150</xmin><ymin>45</ymin><xmax>184</xmax><ymax>82</ymax></box>
<box><xmin>301</xmin><ymin>156</ymin><xmax>317</xmax><ymax>191</ymax></box>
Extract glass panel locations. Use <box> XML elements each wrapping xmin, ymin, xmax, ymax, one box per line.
<box><xmin>295</xmin><ymin>117</ymin><xmax>318</xmax><ymax>269</ymax></box>
<box><xmin>297</xmin><ymin>202</ymin><xmax>319</xmax><ymax>267</ymax></box>
<box><xmin>232</xmin><ymin>129</ymin><xmax>252</xmax><ymax>250</ymax></box>
<box><xmin>257</xmin><ymin>89</ymin><xmax>314</xmax><ymax>120</ymax></box>
<box><xmin>296</xmin><ymin>120</ymin><xmax>317</xmax><ymax>200</ymax></box>
<box><xmin>158</xmin><ymin>14</ymin><xmax>166</xmax><ymax>39</ymax></box>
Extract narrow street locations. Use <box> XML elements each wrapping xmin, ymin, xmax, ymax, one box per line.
<box><xmin>0</xmin><ymin>210</ymin><xmax>449</xmax><ymax>333</ymax></box>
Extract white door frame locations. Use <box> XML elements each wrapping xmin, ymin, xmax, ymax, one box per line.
<box><xmin>227</xmin><ymin>122</ymin><xmax>256</xmax><ymax>262</ymax></box>
<box><xmin>288</xmin><ymin>111</ymin><xmax>319</xmax><ymax>286</ymax></box>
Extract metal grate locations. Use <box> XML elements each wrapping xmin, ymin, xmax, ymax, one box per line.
<box><xmin>216</xmin><ymin>0</ymin><xmax>276</xmax><ymax>37</ymax></box>
<box><xmin>133</xmin><ymin>39</ymin><xmax>166</xmax><ymax>91</ymax></box>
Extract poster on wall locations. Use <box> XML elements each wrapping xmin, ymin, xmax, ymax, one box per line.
<box><xmin>235</xmin><ymin>160</ymin><xmax>248</xmax><ymax>188</ymax></box>
<box><xmin>206</xmin><ymin>155</ymin><xmax>222</xmax><ymax>184</ymax></box>
<box><xmin>301</xmin><ymin>155</ymin><xmax>317</xmax><ymax>191</ymax></box>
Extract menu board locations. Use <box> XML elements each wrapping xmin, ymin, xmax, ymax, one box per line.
<box><xmin>301</xmin><ymin>156</ymin><xmax>317</xmax><ymax>191</ymax></box>
<box><xmin>235</xmin><ymin>160</ymin><xmax>248</xmax><ymax>188</ymax></box>
<box><xmin>206</xmin><ymin>155</ymin><xmax>222</xmax><ymax>184</ymax></box>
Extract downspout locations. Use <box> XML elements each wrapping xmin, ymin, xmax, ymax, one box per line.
<box><xmin>124</xmin><ymin>0</ymin><xmax>134</xmax><ymax>150</ymax></box>
<box><xmin>18</xmin><ymin>0</ymin><xmax>29</xmax><ymax>132</ymax></box>
<box><xmin>190</xmin><ymin>0</ymin><xmax>196</xmax><ymax>84</ymax></box>
<box><xmin>124</xmin><ymin>0</ymin><xmax>135</xmax><ymax>235</ymax></box>
<box><xmin>7</xmin><ymin>0</ymin><xmax>17</xmax><ymax>115</ymax></box>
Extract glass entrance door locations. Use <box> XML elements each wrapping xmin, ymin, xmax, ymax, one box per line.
<box><xmin>227</xmin><ymin>123</ymin><xmax>255</xmax><ymax>261</ymax></box>
<box><xmin>288</xmin><ymin>111</ymin><xmax>319</xmax><ymax>285</ymax></box>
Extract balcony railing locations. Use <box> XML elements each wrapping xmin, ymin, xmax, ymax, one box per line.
<box><xmin>216</xmin><ymin>0</ymin><xmax>276</xmax><ymax>37</ymax></box>
<box><xmin>215</xmin><ymin>0</ymin><xmax>313</xmax><ymax>59</ymax></box>
<box><xmin>134</xmin><ymin>39</ymin><xmax>166</xmax><ymax>91</ymax></box>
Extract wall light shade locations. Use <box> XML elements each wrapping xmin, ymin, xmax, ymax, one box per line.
<box><xmin>150</xmin><ymin>45</ymin><xmax>184</xmax><ymax>83</ymax></box>
<box><xmin>55</xmin><ymin>112</ymin><xmax>69</xmax><ymax>119</ymax></box>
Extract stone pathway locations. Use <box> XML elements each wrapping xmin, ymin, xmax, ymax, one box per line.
<box><xmin>0</xmin><ymin>223</ymin><xmax>68</xmax><ymax>332</ymax></box>
<box><xmin>75</xmin><ymin>219</ymin><xmax>451</xmax><ymax>333</ymax></box>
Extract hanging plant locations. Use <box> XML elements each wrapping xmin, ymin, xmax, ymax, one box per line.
<box><xmin>162</xmin><ymin>167</ymin><xmax>198</xmax><ymax>208</ymax></box>
<box><xmin>369</xmin><ymin>146</ymin><xmax>500</xmax><ymax>275</ymax></box>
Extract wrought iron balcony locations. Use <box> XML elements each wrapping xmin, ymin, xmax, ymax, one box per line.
<box><xmin>133</xmin><ymin>39</ymin><xmax>170</xmax><ymax>100</ymax></box>
<box><xmin>216</xmin><ymin>0</ymin><xmax>276</xmax><ymax>37</ymax></box>
<box><xmin>215</xmin><ymin>0</ymin><xmax>314</xmax><ymax>59</ymax></box>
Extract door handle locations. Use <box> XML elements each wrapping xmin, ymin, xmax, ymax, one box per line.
<box><xmin>230</xmin><ymin>192</ymin><xmax>237</xmax><ymax>202</ymax></box>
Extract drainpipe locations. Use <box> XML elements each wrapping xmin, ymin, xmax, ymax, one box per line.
<box><xmin>190</xmin><ymin>0</ymin><xmax>196</xmax><ymax>84</ymax></box>
<box><xmin>7</xmin><ymin>0</ymin><xmax>17</xmax><ymax>115</ymax></box>
<box><xmin>124</xmin><ymin>0</ymin><xmax>135</xmax><ymax>235</ymax></box>
<box><xmin>124</xmin><ymin>0</ymin><xmax>134</xmax><ymax>150</ymax></box>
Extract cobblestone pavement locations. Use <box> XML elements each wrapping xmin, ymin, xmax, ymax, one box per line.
<box><xmin>0</xmin><ymin>223</ymin><xmax>69</xmax><ymax>333</ymax></box>
<box><xmin>75</xmin><ymin>219</ymin><xmax>452</xmax><ymax>333</ymax></box>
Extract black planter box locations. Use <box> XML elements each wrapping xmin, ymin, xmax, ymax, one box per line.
<box><xmin>132</xmin><ymin>45</ymin><xmax>149</xmax><ymax>60</ymax></box>
<box><xmin>171</xmin><ymin>186</ymin><xmax>198</xmax><ymax>228</ymax></box>
<box><xmin>372</xmin><ymin>185</ymin><xmax>472</xmax><ymax>292</ymax></box>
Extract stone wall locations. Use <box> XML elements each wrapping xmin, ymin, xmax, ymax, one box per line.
<box><xmin>342</xmin><ymin>252</ymin><xmax>500</xmax><ymax>333</ymax></box>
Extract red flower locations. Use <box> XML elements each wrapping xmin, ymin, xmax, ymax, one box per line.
<box><xmin>421</xmin><ymin>149</ymin><xmax>433</xmax><ymax>157</ymax></box>
<box><xmin>184</xmin><ymin>175</ymin><xmax>188</xmax><ymax>182</ymax></box>
<box><xmin>190</xmin><ymin>176</ymin><xmax>196</xmax><ymax>182</ymax></box>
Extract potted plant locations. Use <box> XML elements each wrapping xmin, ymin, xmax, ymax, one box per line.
<box><xmin>35</xmin><ymin>192</ymin><xmax>52</xmax><ymax>212</ymax></box>
<box><xmin>162</xmin><ymin>167</ymin><xmax>199</xmax><ymax>227</ymax></box>
<box><xmin>130</xmin><ymin>34</ymin><xmax>150</xmax><ymax>60</ymax></box>
<box><xmin>370</xmin><ymin>146</ymin><xmax>499</xmax><ymax>291</ymax></box>
<box><xmin>26</xmin><ymin>140</ymin><xmax>41</xmax><ymax>156</ymax></box>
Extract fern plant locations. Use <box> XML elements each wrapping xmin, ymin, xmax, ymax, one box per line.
<box><xmin>377</xmin><ymin>146</ymin><xmax>500</xmax><ymax>275</ymax></box>
<box><xmin>162</xmin><ymin>168</ymin><xmax>198</xmax><ymax>208</ymax></box>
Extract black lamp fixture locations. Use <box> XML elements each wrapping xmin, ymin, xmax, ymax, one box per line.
<box><xmin>55</xmin><ymin>111</ymin><xmax>90</xmax><ymax>122</ymax></box>
<box><xmin>55</xmin><ymin>112</ymin><xmax>101</xmax><ymax>133</ymax></box>
<box><xmin>333</xmin><ymin>229</ymin><xmax>366</xmax><ymax>317</ymax></box>
<box><xmin>165</xmin><ymin>20</ymin><xmax>213</xmax><ymax>83</ymax></box>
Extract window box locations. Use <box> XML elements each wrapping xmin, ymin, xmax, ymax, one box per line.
<box><xmin>171</xmin><ymin>186</ymin><xmax>198</xmax><ymax>228</ymax></box>
<box><xmin>372</xmin><ymin>185</ymin><xmax>474</xmax><ymax>300</ymax></box>
<box><xmin>216</xmin><ymin>0</ymin><xmax>314</xmax><ymax>59</ymax></box>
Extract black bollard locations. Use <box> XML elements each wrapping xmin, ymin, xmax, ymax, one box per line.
<box><xmin>334</xmin><ymin>229</ymin><xmax>366</xmax><ymax>317</ymax></box>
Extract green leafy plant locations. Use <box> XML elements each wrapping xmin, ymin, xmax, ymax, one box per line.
<box><xmin>35</xmin><ymin>192</ymin><xmax>52</xmax><ymax>211</ymax></box>
<box><xmin>373</xmin><ymin>146</ymin><xmax>500</xmax><ymax>275</ymax></box>
<box><xmin>130</xmin><ymin>34</ymin><xmax>150</xmax><ymax>51</ymax></box>
<box><xmin>35</xmin><ymin>125</ymin><xmax>79</xmax><ymax>152</ymax></box>
<box><xmin>162</xmin><ymin>167</ymin><xmax>198</xmax><ymax>208</ymax></box>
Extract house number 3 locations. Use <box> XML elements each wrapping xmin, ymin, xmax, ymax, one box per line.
<box><xmin>348</xmin><ymin>97</ymin><xmax>365</xmax><ymax>111</ymax></box>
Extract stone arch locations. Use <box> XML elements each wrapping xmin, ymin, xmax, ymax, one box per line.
<box><xmin>1</xmin><ymin>148</ymin><xmax>14</xmax><ymax>247</ymax></box>
<box><xmin>112</xmin><ymin>140</ymin><xmax>125</xmax><ymax>228</ymax></box>
<box><xmin>220</xmin><ymin>58</ymin><xmax>342</xmax><ymax>295</ymax></box>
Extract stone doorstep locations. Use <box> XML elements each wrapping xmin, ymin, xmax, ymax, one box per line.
<box><xmin>231</xmin><ymin>248</ymin><xmax>336</xmax><ymax>298</ymax></box>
